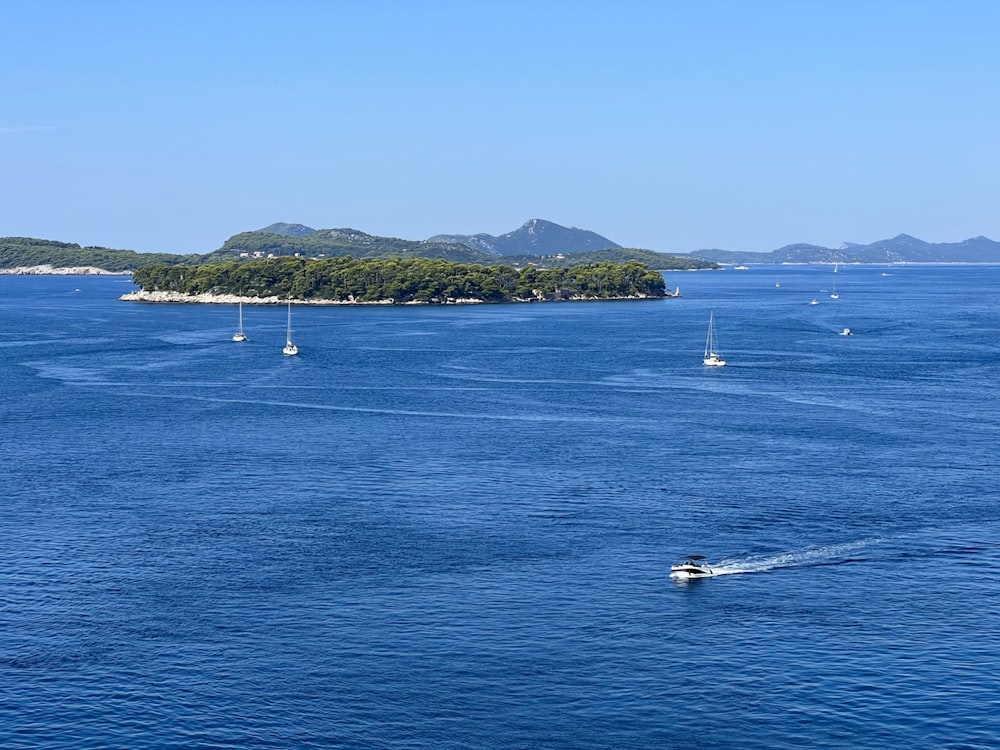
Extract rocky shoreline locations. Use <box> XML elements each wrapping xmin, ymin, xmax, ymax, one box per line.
<box><xmin>118</xmin><ymin>290</ymin><xmax>671</xmax><ymax>305</ymax></box>
<box><xmin>1</xmin><ymin>265</ymin><xmax>130</xmax><ymax>276</ymax></box>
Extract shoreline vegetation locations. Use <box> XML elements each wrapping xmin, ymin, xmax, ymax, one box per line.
<box><xmin>125</xmin><ymin>257</ymin><xmax>673</xmax><ymax>305</ymax></box>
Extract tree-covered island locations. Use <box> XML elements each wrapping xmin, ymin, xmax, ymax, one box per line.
<box><xmin>125</xmin><ymin>256</ymin><xmax>673</xmax><ymax>304</ymax></box>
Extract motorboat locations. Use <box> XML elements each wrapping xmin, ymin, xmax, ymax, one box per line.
<box><xmin>670</xmin><ymin>555</ymin><xmax>715</xmax><ymax>578</ymax></box>
<box><xmin>840</xmin><ymin>328</ymin><xmax>852</xmax><ymax>336</ymax></box>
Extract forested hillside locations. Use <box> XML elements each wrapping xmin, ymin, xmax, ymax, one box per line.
<box><xmin>131</xmin><ymin>257</ymin><xmax>669</xmax><ymax>303</ymax></box>
<box><xmin>0</xmin><ymin>237</ymin><xmax>200</xmax><ymax>271</ymax></box>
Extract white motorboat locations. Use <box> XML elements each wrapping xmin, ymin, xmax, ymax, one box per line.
<box><xmin>670</xmin><ymin>555</ymin><xmax>715</xmax><ymax>578</ymax></box>
<box><xmin>840</xmin><ymin>328</ymin><xmax>853</xmax><ymax>336</ymax></box>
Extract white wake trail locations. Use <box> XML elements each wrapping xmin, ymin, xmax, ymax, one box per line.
<box><xmin>710</xmin><ymin>539</ymin><xmax>881</xmax><ymax>576</ymax></box>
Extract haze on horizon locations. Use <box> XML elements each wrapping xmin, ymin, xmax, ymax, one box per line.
<box><xmin>3</xmin><ymin>1</ymin><xmax>999</xmax><ymax>256</ymax></box>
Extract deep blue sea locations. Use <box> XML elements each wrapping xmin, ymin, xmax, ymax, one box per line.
<box><xmin>2</xmin><ymin>265</ymin><xmax>999</xmax><ymax>749</ymax></box>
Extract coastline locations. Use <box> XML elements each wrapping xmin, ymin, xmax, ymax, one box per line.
<box><xmin>0</xmin><ymin>265</ymin><xmax>130</xmax><ymax>276</ymax></box>
<box><xmin>118</xmin><ymin>290</ymin><xmax>672</xmax><ymax>305</ymax></box>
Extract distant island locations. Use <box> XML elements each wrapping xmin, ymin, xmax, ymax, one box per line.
<box><xmin>0</xmin><ymin>220</ymin><xmax>716</xmax><ymax>274</ymax></box>
<box><xmin>123</xmin><ymin>256</ymin><xmax>673</xmax><ymax>305</ymax></box>
<box><xmin>4</xmin><ymin>221</ymin><xmax>1000</xmax><ymax>279</ymax></box>
<box><xmin>685</xmin><ymin>233</ymin><xmax>1000</xmax><ymax>265</ymax></box>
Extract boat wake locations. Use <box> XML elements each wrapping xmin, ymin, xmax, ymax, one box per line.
<box><xmin>692</xmin><ymin>540</ymin><xmax>881</xmax><ymax>578</ymax></box>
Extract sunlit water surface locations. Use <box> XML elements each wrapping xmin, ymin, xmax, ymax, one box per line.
<box><xmin>2</xmin><ymin>266</ymin><xmax>999</xmax><ymax>749</ymax></box>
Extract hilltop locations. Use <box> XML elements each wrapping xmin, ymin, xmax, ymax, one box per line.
<box><xmin>429</xmin><ymin>219</ymin><xmax>620</xmax><ymax>257</ymax></box>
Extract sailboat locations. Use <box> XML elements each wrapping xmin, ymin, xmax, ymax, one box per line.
<box><xmin>282</xmin><ymin>297</ymin><xmax>298</xmax><ymax>356</ymax></box>
<box><xmin>703</xmin><ymin>311</ymin><xmax>726</xmax><ymax>367</ymax></box>
<box><xmin>232</xmin><ymin>300</ymin><xmax>248</xmax><ymax>342</ymax></box>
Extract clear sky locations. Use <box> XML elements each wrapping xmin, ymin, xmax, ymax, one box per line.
<box><xmin>3</xmin><ymin>1</ymin><xmax>999</xmax><ymax>254</ymax></box>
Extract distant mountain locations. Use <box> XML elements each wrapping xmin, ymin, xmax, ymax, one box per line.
<box><xmin>257</xmin><ymin>222</ymin><xmax>316</xmax><ymax>238</ymax></box>
<box><xmin>689</xmin><ymin>234</ymin><xmax>1000</xmax><ymax>264</ymax></box>
<box><xmin>215</xmin><ymin>227</ymin><xmax>494</xmax><ymax>264</ymax></box>
<box><xmin>429</xmin><ymin>219</ymin><xmax>620</xmax><ymax>257</ymax></box>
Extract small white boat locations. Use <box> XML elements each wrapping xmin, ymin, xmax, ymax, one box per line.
<box><xmin>840</xmin><ymin>328</ymin><xmax>853</xmax><ymax>336</ymax></box>
<box><xmin>734</xmin><ymin>265</ymin><xmax>749</xmax><ymax>270</ymax></box>
<box><xmin>670</xmin><ymin>555</ymin><xmax>715</xmax><ymax>579</ymax></box>
<box><xmin>810</xmin><ymin>299</ymin><xmax>819</xmax><ymax>305</ymax></box>
<box><xmin>283</xmin><ymin>297</ymin><xmax>298</xmax><ymax>356</ymax></box>
<box><xmin>703</xmin><ymin>311</ymin><xmax>726</xmax><ymax>367</ymax></box>
<box><xmin>232</xmin><ymin>300</ymin><xmax>248</xmax><ymax>342</ymax></box>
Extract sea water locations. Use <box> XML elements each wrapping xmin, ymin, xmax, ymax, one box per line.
<box><xmin>1</xmin><ymin>266</ymin><xmax>998</xmax><ymax>749</ymax></box>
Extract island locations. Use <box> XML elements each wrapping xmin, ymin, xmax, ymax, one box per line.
<box><xmin>123</xmin><ymin>257</ymin><xmax>673</xmax><ymax>305</ymax></box>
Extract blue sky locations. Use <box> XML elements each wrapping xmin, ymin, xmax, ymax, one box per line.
<box><xmin>3</xmin><ymin>1</ymin><xmax>999</xmax><ymax>254</ymax></box>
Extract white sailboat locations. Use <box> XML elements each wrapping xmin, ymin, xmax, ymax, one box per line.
<box><xmin>283</xmin><ymin>297</ymin><xmax>298</xmax><ymax>356</ymax></box>
<box><xmin>232</xmin><ymin>300</ymin><xmax>248</xmax><ymax>342</ymax></box>
<box><xmin>703</xmin><ymin>311</ymin><xmax>726</xmax><ymax>367</ymax></box>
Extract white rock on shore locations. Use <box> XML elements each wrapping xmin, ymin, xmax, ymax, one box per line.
<box><xmin>118</xmin><ymin>290</ymin><xmax>664</xmax><ymax>305</ymax></box>
<box><xmin>1</xmin><ymin>265</ymin><xmax>129</xmax><ymax>275</ymax></box>
<box><xmin>118</xmin><ymin>290</ymin><xmax>400</xmax><ymax>305</ymax></box>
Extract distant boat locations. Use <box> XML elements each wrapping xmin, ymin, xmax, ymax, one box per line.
<box><xmin>840</xmin><ymin>328</ymin><xmax>853</xmax><ymax>336</ymax></box>
<box><xmin>734</xmin><ymin>265</ymin><xmax>749</xmax><ymax>271</ymax></box>
<box><xmin>670</xmin><ymin>555</ymin><xmax>716</xmax><ymax>579</ymax></box>
<box><xmin>775</xmin><ymin>280</ymin><xmax>781</xmax><ymax>288</ymax></box>
<box><xmin>830</xmin><ymin>268</ymin><xmax>839</xmax><ymax>299</ymax></box>
<box><xmin>283</xmin><ymin>297</ymin><xmax>298</xmax><ymax>356</ymax></box>
<box><xmin>810</xmin><ymin>299</ymin><xmax>819</xmax><ymax>305</ymax></box>
<box><xmin>703</xmin><ymin>311</ymin><xmax>726</xmax><ymax>367</ymax></box>
<box><xmin>232</xmin><ymin>300</ymin><xmax>248</xmax><ymax>342</ymax></box>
